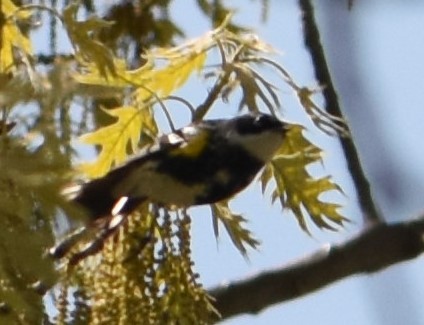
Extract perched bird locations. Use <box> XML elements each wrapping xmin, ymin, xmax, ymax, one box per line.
<box><xmin>71</xmin><ymin>113</ymin><xmax>290</xmax><ymax>220</ymax></box>
<box><xmin>53</xmin><ymin>113</ymin><xmax>289</xmax><ymax>263</ymax></box>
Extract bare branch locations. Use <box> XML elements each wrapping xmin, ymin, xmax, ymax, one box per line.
<box><xmin>298</xmin><ymin>0</ymin><xmax>382</xmax><ymax>226</ymax></box>
<box><xmin>209</xmin><ymin>217</ymin><xmax>424</xmax><ymax>322</ymax></box>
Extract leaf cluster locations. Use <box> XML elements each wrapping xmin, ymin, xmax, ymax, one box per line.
<box><xmin>0</xmin><ymin>136</ymin><xmax>71</xmax><ymax>323</ymax></box>
<box><xmin>263</xmin><ymin>125</ymin><xmax>348</xmax><ymax>233</ymax></box>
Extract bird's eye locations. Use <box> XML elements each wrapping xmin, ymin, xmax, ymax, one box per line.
<box><xmin>254</xmin><ymin>114</ymin><xmax>281</xmax><ymax>130</ymax></box>
<box><xmin>255</xmin><ymin>114</ymin><xmax>271</xmax><ymax>126</ymax></box>
<box><xmin>235</xmin><ymin>114</ymin><xmax>282</xmax><ymax>135</ymax></box>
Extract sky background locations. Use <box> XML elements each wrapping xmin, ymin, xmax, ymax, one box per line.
<box><xmin>35</xmin><ymin>0</ymin><xmax>424</xmax><ymax>324</ymax></box>
<box><xmin>166</xmin><ymin>1</ymin><xmax>424</xmax><ymax>324</ymax></box>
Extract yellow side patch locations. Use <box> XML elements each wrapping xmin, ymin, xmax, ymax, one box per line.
<box><xmin>170</xmin><ymin>131</ymin><xmax>209</xmax><ymax>158</ymax></box>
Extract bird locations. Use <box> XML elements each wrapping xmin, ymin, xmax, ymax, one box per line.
<box><xmin>70</xmin><ymin>113</ymin><xmax>290</xmax><ymax>220</ymax></box>
<box><xmin>52</xmin><ymin>113</ymin><xmax>289</xmax><ymax>263</ymax></box>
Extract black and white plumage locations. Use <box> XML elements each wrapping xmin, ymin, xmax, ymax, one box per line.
<box><xmin>69</xmin><ymin>113</ymin><xmax>289</xmax><ymax>221</ymax></box>
<box><xmin>52</xmin><ymin>113</ymin><xmax>289</xmax><ymax>262</ymax></box>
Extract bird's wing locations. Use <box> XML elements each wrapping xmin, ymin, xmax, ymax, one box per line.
<box><xmin>69</xmin><ymin>122</ymin><xmax>213</xmax><ymax>219</ymax></box>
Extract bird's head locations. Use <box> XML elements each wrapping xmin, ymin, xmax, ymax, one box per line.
<box><xmin>225</xmin><ymin>113</ymin><xmax>290</xmax><ymax>163</ymax></box>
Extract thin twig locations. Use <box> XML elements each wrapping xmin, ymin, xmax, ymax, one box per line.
<box><xmin>298</xmin><ymin>0</ymin><xmax>382</xmax><ymax>226</ymax></box>
<box><xmin>164</xmin><ymin>96</ymin><xmax>196</xmax><ymax>118</ymax></box>
<box><xmin>193</xmin><ymin>40</ymin><xmax>232</xmax><ymax>122</ymax></box>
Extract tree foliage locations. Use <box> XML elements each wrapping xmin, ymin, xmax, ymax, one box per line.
<box><xmin>0</xmin><ymin>1</ymin><xmax>348</xmax><ymax>324</ymax></box>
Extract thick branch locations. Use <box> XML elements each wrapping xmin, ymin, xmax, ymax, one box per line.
<box><xmin>209</xmin><ymin>217</ymin><xmax>424</xmax><ymax>322</ymax></box>
<box><xmin>298</xmin><ymin>0</ymin><xmax>381</xmax><ymax>225</ymax></box>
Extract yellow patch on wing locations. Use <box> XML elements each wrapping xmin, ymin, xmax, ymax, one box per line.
<box><xmin>170</xmin><ymin>130</ymin><xmax>209</xmax><ymax>158</ymax></box>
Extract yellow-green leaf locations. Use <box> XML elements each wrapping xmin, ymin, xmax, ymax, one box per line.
<box><xmin>211</xmin><ymin>202</ymin><xmax>260</xmax><ymax>255</ymax></box>
<box><xmin>79</xmin><ymin>106</ymin><xmax>157</xmax><ymax>178</ymax></box>
<box><xmin>62</xmin><ymin>3</ymin><xmax>115</xmax><ymax>77</ymax></box>
<box><xmin>262</xmin><ymin>124</ymin><xmax>348</xmax><ymax>233</ymax></box>
<box><xmin>133</xmin><ymin>52</ymin><xmax>207</xmax><ymax>103</ymax></box>
<box><xmin>75</xmin><ymin>49</ymin><xmax>207</xmax><ymax>105</ymax></box>
<box><xmin>260</xmin><ymin>163</ymin><xmax>273</xmax><ymax>194</ymax></box>
<box><xmin>73</xmin><ymin>26</ymin><xmax>210</xmax><ymax>105</ymax></box>
<box><xmin>0</xmin><ymin>0</ymin><xmax>32</xmax><ymax>71</ymax></box>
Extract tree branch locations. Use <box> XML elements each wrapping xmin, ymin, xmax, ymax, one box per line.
<box><xmin>209</xmin><ymin>216</ymin><xmax>424</xmax><ymax>322</ymax></box>
<box><xmin>298</xmin><ymin>0</ymin><xmax>382</xmax><ymax>225</ymax></box>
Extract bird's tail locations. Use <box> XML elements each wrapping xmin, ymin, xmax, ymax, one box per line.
<box><xmin>51</xmin><ymin>178</ymin><xmax>146</xmax><ymax>264</ymax></box>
